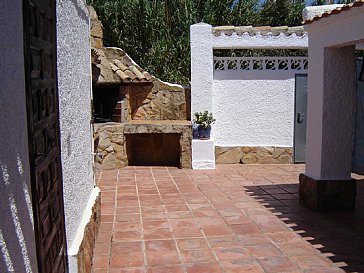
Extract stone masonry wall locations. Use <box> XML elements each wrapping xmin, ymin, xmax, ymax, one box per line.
<box><xmin>94</xmin><ymin>123</ymin><xmax>128</xmax><ymax>171</ymax></box>
<box><xmin>94</xmin><ymin>122</ymin><xmax>192</xmax><ymax>172</ymax></box>
<box><xmin>124</xmin><ymin>81</ymin><xmax>188</xmax><ymax>121</ymax></box>
<box><xmin>89</xmin><ymin>6</ymin><xmax>103</xmax><ymax>49</ymax></box>
<box><xmin>77</xmin><ymin>192</ymin><xmax>101</xmax><ymax>273</ymax></box>
<box><xmin>215</xmin><ymin>146</ymin><xmax>293</xmax><ymax>164</ymax></box>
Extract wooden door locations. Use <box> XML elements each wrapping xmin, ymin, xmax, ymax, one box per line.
<box><xmin>23</xmin><ymin>0</ymin><xmax>68</xmax><ymax>272</ymax></box>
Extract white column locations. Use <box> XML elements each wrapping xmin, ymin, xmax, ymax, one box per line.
<box><xmin>305</xmin><ymin>45</ymin><xmax>356</xmax><ymax>180</ymax></box>
<box><xmin>190</xmin><ymin>23</ymin><xmax>215</xmax><ymax>169</ymax></box>
<box><xmin>305</xmin><ymin>41</ymin><xmax>325</xmax><ymax>179</ymax></box>
<box><xmin>190</xmin><ymin>23</ymin><xmax>214</xmax><ymax>115</ymax></box>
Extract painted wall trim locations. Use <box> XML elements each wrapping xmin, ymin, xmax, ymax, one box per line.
<box><xmin>68</xmin><ymin>186</ymin><xmax>100</xmax><ymax>271</ymax></box>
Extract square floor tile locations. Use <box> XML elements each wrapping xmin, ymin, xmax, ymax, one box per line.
<box><xmin>110</xmin><ymin>252</ymin><xmax>144</xmax><ymax>268</ymax></box>
<box><xmin>144</xmin><ymin>228</ymin><xmax>173</xmax><ymax>240</ymax></box>
<box><xmin>181</xmin><ymin>249</ymin><xmax>215</xmax><ymax>263</ymax></box>
<box><xmin>146</xmin><ymin>250</ymin><xmax>181</xmax><ymax>266</ymax></box>
<box><xmin>186</xmin><ymin>262</ymin><xmax>223</xmax><ymax>273</ymax></box>
<box><xmin>145</xmin><ymin>240</ymin><xmax>176</xmax><ymax>252</ymax></box>
<box><xmin>214</xmin><ymin>247</ymin><xmax>251</xmax><ymax>260</ymax></box>
<box><xmin>246</xmin><ymin>243</ymin><xmax>282</xmax><ymax>257</ymax></box>
<box><xmin>173</xmin><ymin>228</ymin><xmax>203</xmax><ymax>239</ymax></box>
<box><xmin>177</xmin><ymin>238</ymin><xmax>209</xmax><ymax>250</ymax></box>
<box><xmin>147</xmin><ymin>265</ymin><xmax>184</xmax><ymax>273</ymax></box>
<box><xmin>111</xmin><ymin>241</ymin><xmax>143</xmax><ymax>254</ymax></box>
<box><xmin>113</xmin><ymin>231</ymin><xmax>142</xmax><ymax>242</ymax></box>
<box><xmin>257</xmin><ymin>256</ymin><xmax>298</xmax><ymax>272</ymax></box>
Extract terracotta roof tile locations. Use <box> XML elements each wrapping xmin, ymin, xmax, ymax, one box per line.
<box><xmin>110</xmin><ymin>57</ymin><xmax>151</xmax><ymax>82</ymax></box>
<box><xmin>92</xmin><ymin>47</ymin><xmax>154</xmax><ymax>84</ymax></box>
<box><xmin>116</xmin><ymin>70</ymin><xmax>130</xmax><ymax>81</ymax></box>
<box><xmin>143</xmin><ymin>71</ymin><xmax>152</xmax><ymax>81</ymax></box>
<box><xmin>124</xmin><ymin>70</ymin><xmax>137</xmax><ymax>81</ymax></box>
<box><xmin>113</xmin><ymin>59</ymin><xmax>128</xmax><ymax>71</ymax></box>
<box><xmin>304</xmin><ymin>0</ymin><xmax>364</xmax><ymax>25</ymax></box>
<box><xmin>212</xmin><ymin>26</ymin><xmax>306</xmax><ymax>37</ymax></box>
<box><xmin>129</xmin><ymin>65</ymin><xmax>146</xmax><ymax>80</ymax></box>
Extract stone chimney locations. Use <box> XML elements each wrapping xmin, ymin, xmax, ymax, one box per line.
<box><xmin>88</xmin><ymin>6</ymin><xmax>103</xmax><ymax>49</ymax></box>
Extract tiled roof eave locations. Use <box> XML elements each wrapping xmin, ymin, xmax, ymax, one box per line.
<box><xmin>212</xmin><ymin>26</ymin><xmax>306</xmax><ymax>37</ymax></box>
<box><xmin>104</xmin><ymin>52</ymin><xmax>154</xmax><ymax>83</ymax></box>
<box><xmin>116</xmin><ymin>78</ymin><xmax>153</xmax><ymax>84</ymax></box>
<box><xmin>304</xmin><ymin>0</ymin><xmax>364</xmax><ymax>25</ymax></box>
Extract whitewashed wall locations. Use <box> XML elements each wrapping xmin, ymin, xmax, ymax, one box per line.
<box><xmin>213</xmin><ymin>75</ymin><xmax>296</xmax><ymax>147</ymax></box>
<box><xmin>213</xmin><ymin>56</ymin><xmax>307</xmax><ymax>147</ymax></box>
<box><xmin>56</xmin><ymin>1</ymin><xmax>98</xmax><ymax>272</ymax></box>
<box><xmin>191</xmin><ymin>23</ymin><xmax>308</xmax><ymax>156</ymax></box>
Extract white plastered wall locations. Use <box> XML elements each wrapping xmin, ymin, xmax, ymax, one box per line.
<box><xmin>56</xmin><ymin>1</ymin><xmax>98</xmax><ymax>272</ymax></box>
<box><xmin>190</xmin><ymin>23</ymin><xmax>308</xmax><ymax>168</ymax></box>
<box><xmin>304</xmin><ymin>5</ymin><xmax>364</xmax><ymax>180</ymax></box>
<box><xmin>213</xmin><ymin>72</ymin><xmax>296</xmax><ymax>147</ymax></box>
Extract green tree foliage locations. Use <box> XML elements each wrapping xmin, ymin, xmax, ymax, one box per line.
<box><xmin>259</xmin><ymin>0</ymin><xmax>305</xmax><ymax>26</ymax></box>
<box><xmin>87</xmin><ymin>0</ymin><xmax>305</xmax><ymax>84</ymax></box>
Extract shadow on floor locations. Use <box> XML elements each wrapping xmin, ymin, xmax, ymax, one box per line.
<box><xmin>244</xmin><ymin>180</ymin><xmax>364</xmax><ymax>273</ymax></box>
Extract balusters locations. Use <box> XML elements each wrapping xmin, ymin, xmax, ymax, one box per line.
<box><xmin>213</xmin><ymin>57</ymin><xmax>308</xmax><ymax>72</ymax></box>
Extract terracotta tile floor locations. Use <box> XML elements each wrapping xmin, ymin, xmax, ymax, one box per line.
<box><xmin>91</xmin><ymin>165</ymin><xmax>364</xmax><ymax>273</ymax></box>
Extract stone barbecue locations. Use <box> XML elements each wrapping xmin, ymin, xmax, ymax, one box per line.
<box><xmin>89</xmin><ymin>7</ymin><xmax>191</xmax><ymax>171</ymax></box>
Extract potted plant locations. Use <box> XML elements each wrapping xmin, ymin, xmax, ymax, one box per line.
<box><xmin>194</xmin><ymin>111</ymin><xmax>216</xmax><ymax>140</ymax></box>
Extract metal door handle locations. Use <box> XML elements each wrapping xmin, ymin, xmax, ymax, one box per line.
<box><xmin>297</xmin><ymin>113</ymin><xmax>304</xmax><ymax>123</ymax></box>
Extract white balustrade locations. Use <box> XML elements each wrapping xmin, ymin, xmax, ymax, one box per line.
<box><xmin>214</xmin><ymin>57</ymin><xmax>308</xmax><ymax>72</ymax></box>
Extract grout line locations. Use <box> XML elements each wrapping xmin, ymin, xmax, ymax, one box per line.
<box><xmin>107</xmin><ymin>170</ymin><xmax>119</xmax><ymax>273</ymax></box>
<box><xmin>135</xmin><ymin>167</ymin><xmax>147</xmax><ymax>272</ymax></box>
